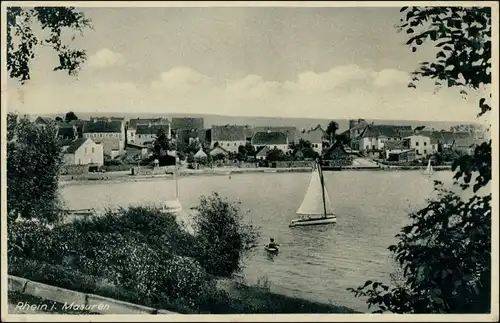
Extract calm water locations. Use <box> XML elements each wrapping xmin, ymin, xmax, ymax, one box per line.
<box><xmin>60</xmin><ymin>170</ymin><xmax>455</xmax><ymax>312</ymax></box>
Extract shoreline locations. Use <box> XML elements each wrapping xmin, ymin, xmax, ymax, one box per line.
<box><xmin>59</xmin><ymin>165</ymin><xmax>452</xmax><ymax>186</ymax></box>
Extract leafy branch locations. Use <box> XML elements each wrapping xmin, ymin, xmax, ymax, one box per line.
<box><xmin>6</xmin><ymin>6</ymin><xmax>92</xmax><ymax>83</ymax></box>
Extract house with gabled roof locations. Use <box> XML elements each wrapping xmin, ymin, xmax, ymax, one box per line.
<box><xmin>255</xmin><ymin>146</ymin><xmax>271</xmax><ymax>160</ymax></box>
<box><xmin>251</xmin><ymin>131</ymin><xmax>289</xmax><ymax>153</ymax></box>
<box><xmin>383</xmin><ymin>139</ymin><xmax>411</xmax><ymax>159</ymax></box>
<box><xmin>34</xmin><ymin>116</ymin><xmax>53</xmax><ymax>127</ymax></box>
<box><xmin>62</xmin><ymin>138</ymin><xmax>104</xmax><ymax>166</ymax></box>
<box><xmin>57</xmin><ymin>124</ymin><xmax>78</xmax><ymax>142</ymax></box>
<box><xmin>404</xmin><ymin>135</ymin><xmax>432</xmax><ymax>159</ymax></box>
<box><xmin>171</xmin><ymin>117</ymin><xmax>205</xmax><ymax>149</ymax></box>
<box><xmin>211</xmin><ymin>125</ymin><xmax>246</xmax><ymax>153</ymax></box>
<box><xmin>209</xmin><ymin>145</ymin><xmax>230</xmax><ymax>158</ymax></box>
<box><xmin>135</xmin><ymin>124</ymin><xmax>171</xmax><ymax>148</ymax></box>
<box><xmin>252</xmin><ymin>126</ymin><xmax>297</xmax><ymax>143</ymax></box>
<box><xmin>82</xmin><ymin>120</ymin><xmax>125</xmax><ymax>158</ymax></box>
<box><xmin>127</xmin><ymin>117</ymin><xmax>170</xmax><ymax>144</ymax></box>
<box><xmin>356</xmin><ymin>124</ymin><xmax>412</xmax><ymax>155</ymax></box>
<box><xmin>297</xmin><ymin>125</ymin><xmax>325</xmax><ymax>154</ymax></box>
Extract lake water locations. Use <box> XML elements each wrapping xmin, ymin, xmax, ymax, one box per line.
<box><xmin>60</xmin><ymin>170</ymin><xmax>455</xmax><ymax>312</ymax></box>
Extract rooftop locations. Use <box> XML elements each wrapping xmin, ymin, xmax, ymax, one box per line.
<box><xmin>65</xmin><ymin>138</ymin><xmax>89</xmax><ymax>154</ymax></box>
<box><xmin>136</xmin><ymin>124</ymin><xmax>170</xmax><ymax>135</ymax></box>
<box><xmin>359</xmin><ymin>124</ymin><xmax>412</xmax><ymax>139</ymax></box>
<box><xmin>211</xmin><ymin>125</ymin><xmax>246</xmax><ymax>141</ymax></box>
<box><xmin>297</xmin><ymin>126</ymin><xmax>324</xmax><ymax>143</ymax></box>
<box><xmin>171</xmin><ymin>117</ymin><xmax>204</xmax><ymax>130</ymax></box>
<box><xmin>128</xmin><ymin>118</ymin><xmax>170</xmax><ymax>130</ymax></box>
<box><xmin>252</xmin><ymin>131</ymin><xmax>288</xmax><ymax>146</ymax></box>
<box><xmin>83</xmin><ymin>120</ymin><xmax>123</xmax><ymax>133</ymax></box>
<box><xmin>253</xmin><ymin>126</ymin><xmax>297</xmax><ymax>142</ymax></box>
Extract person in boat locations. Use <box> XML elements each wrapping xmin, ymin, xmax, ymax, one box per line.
<box><xmin>267</xmin><ymin>238</ymin><xmax>279</xmax><ymax>249</ymax></box>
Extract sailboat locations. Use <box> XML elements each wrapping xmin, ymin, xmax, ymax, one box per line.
<box><xmin>421</xmin><ymin>159</ymin><xmax>434</xmax><ymax>176</ymax></box>
<box><xmin>161</xmin><ymin>166</ymin><xmax>183</xmax><ymax>214</ymax></box>
<box><xmin>289</xmin><ymin>161</ymin><xmax>337</xmax><ymax>227</ymax></box>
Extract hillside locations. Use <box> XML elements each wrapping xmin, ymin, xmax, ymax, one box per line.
<box><xmin>34</xmin><ymin>112</ymin><xmax>476</xmax><ymax>133</ymax></box>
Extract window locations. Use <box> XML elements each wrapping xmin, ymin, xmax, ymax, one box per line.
<box><xmin>99</xmin><ymin>133</ymin><xmax>103</xmax><ymax>138</ymax></box>
<box><xmin>274</xmin><ymin>146</ymin><xmax>277</xmax><ymax>149</ymax></box>
<box><xmin>423</xmin><ymin>142</ymin><xmax>427</xmax><ymax>146</ymax></box>
<box><xmin>372</xmin><ymin>145</ymin><xmax>375</xmax><ymax>150</ymax></box>
<box><xmin>416</xmin><ymin>142</ymin><xmax>419</xmax><ymax>146</ymax></box>
<box><xmin>365</xmin><ymin>145</ymin><xmax>369</xmax><ymax>150</ymax></box>
<box><xmin>424</xmin><ymin>149</ymin><xmax>427</xmax><ymax>154</ymax></box>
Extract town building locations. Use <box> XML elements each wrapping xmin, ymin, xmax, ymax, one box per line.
<box><xmin>387</xmin><ymin>149</ymin><xmax>416</xmax><ymax>163</ymax></box>
<box><xmin>171</xmin><ymin>117</ymin><xmax>205</xmax><ymax>149</ymax></box>
<box><xmin>82</xmin><ymin>119</ymin><xmax>126</xmax><ymax>159</ymax></box>
<box><xmin>56</xmin><ymin>124</ymin><xmax>79</xmax><ymax>145</ymax></box>
<box><xmin>135</xmin><ymin>124</ymin><xmax>171</xmax><ymax>148</ymax></box>
<box><xmin>252</xmin><ymin>126</ymin><xmax>297</xmax><ymax>144</ymax></box>
<box><xmin>384</xmin><ymin>139</ymin><xmax>411</xmax><ymax>159</ymax></box>
<box><xmin>297</xmin><ymin>125</ymin><xmax>325</xmax><ymax>154</ymax></box>
<box><xmin>34</xmin><ymin>116</ymin><xmax>53</xmax><ymax>127</ymax></box>
<box><xmin>404</xmin><ymin>135</ymin><xmax>432</xmax><ymax>158</ymax></box>
<box><xmin>251</xmin><ymin>131</ymin><xmax>289</xmax><ymax>153</ymax></box>
<box><xmin>210</xmin><ymin>125</ymin><xmax>247</xmax><ymax>153</ymax></box>
<box><xmin>356</xmin><ymin>124</ymin><xmax>411</xmax><ymax>158</ymax></box>
<box><xmin>255</xmin><ymin>146</ymin><xmax>271</xmax><ymax>160</ymax></box>
<box><xmin>62</xmin><ymin>138</ymin><xmax>104</xmax><ymax>166</ymax></box>
<box><xmin>127</xmin><ymin>118</ymin><xmax>170</xmax><ymax>144</ymax></box>
<box><xmin>124</xmin><ymin>143</ymin><xmax>149</xmax><ymax>163</ymax></box>
<box><xmin>209</xmin><ymin>145</ymin><xmax>230</xmax><ymax>158</ymax></box>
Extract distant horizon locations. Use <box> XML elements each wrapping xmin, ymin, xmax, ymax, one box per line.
<box><xmin>28</xmin><ymin>110</ymin><xmax>484</xmax><ymax>125</ymax></box>
<box><xmin>23</xmin><ymin>111</ymin><xmax>486</xmax><ymax>134</ymax></box>
<box><xmin>6</xmin><ymin>6</ymin><xmax>491</xmax><ymax>123</ymax></box>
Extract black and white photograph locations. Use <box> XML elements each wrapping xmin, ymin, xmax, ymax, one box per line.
<box><xmin>1</xmin><ymin>1</ymin><xmax>498</xmax><ymax>321</ymax></box>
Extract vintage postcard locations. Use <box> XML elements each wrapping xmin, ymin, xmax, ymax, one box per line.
<box><xmin>1</xmin><ymin>1</ymin><xmax>498</xmax><ymax>322</ymax></box>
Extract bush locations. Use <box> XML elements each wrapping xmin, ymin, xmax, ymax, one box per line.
<box><xmin>193</xmin><ymin>193</ymin><xmax>260</xmax><ymax>277</ymax></box>
<box><xmin>42</xmin><ymin>206</ymin><xmax>213</xmax><ymax>309</ymax></box>
<box><xmin>7</xmin><ymin>220</ymin><xmax>54</xmax><ymax>263</ymax></box>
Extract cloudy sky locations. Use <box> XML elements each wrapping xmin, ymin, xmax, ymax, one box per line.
<box><xmin>6</xmin><ymin>4</ymin><xmax>490</xmax><ymax>122</ymax></box>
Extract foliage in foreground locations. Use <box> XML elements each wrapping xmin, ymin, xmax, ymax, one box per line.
<box><xmin>7</xmin><ymin>6</ymin><xmax>91</xmax><ymax>83</ymax></box>
<box><xmin>348</xmin><ymin>5</ymin><xmax>492</xmax><ymax>314</ymax></box>
<box><xmin>194</xmin><ymin>193</ymin><xmax>260</xmax><ymax>277</ymax></box>
<box><xmin>7</xmin><ymin>114</ymin><xmax>65</xmax><ymax>225</ymax></box>
<box><xmin>8</xmin><ymin>195</ymin><xmax>259</xmax><ymax>311</ymax></box>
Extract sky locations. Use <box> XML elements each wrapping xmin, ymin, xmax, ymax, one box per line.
<box><xmin>6</xmin><ymin>4</ymin><xmax>492</xmax><ymax>122</ymax></box>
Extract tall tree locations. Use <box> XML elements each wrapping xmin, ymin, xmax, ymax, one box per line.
<box><xmin>65</xmin><ymin>111</ymin><xmax>78</xmax><ymax>123</ymax></box>
<box><xmin>6</xmin><ymin>7</ymin><xmax>91</xmax><ymax>224</ymax></box>
<box><xmin>7</xmin><ymin>6</ymin><xmax>92</xmax><ymax>83</ymax></box>
<box><xmin>348</xmin><ymin>6</ymin><xmax>492</xmax><ymax>314</ymax></box>
<box><xmin>325</xmin><ymin>121</ymin><xmax>339</xmax><ymax>143</ymax></box>
<box><xmin>7</xmin><ymin>114</ymin><xmax>64</xmax><ymax>224</ymax></box>
<box><xmin>153</xmin><ymin>128</ymin><xmax>171</xmax><ymax>155</ymax></box>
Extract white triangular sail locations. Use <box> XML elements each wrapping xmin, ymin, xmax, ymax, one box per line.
<box><xmin>296</xmin><ymin>167</ymin><xmax>334</xmax><ymax>216</ymax></box>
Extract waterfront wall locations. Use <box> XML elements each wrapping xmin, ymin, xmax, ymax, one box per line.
<box><xmin>7</xmin><ymin>275</ymin><xmax>177</xmax><ymax>315</ymax></box>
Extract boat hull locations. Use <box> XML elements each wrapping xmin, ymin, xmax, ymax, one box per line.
<box><xmin>289</xmin><ymin>215</ymin><xmax>337</xmax><ymax>227</ymax></box>
<box><xmin>265</xmin><ymin>247</ymin><xmax>279</xmax><ymax>253</ymax></box>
